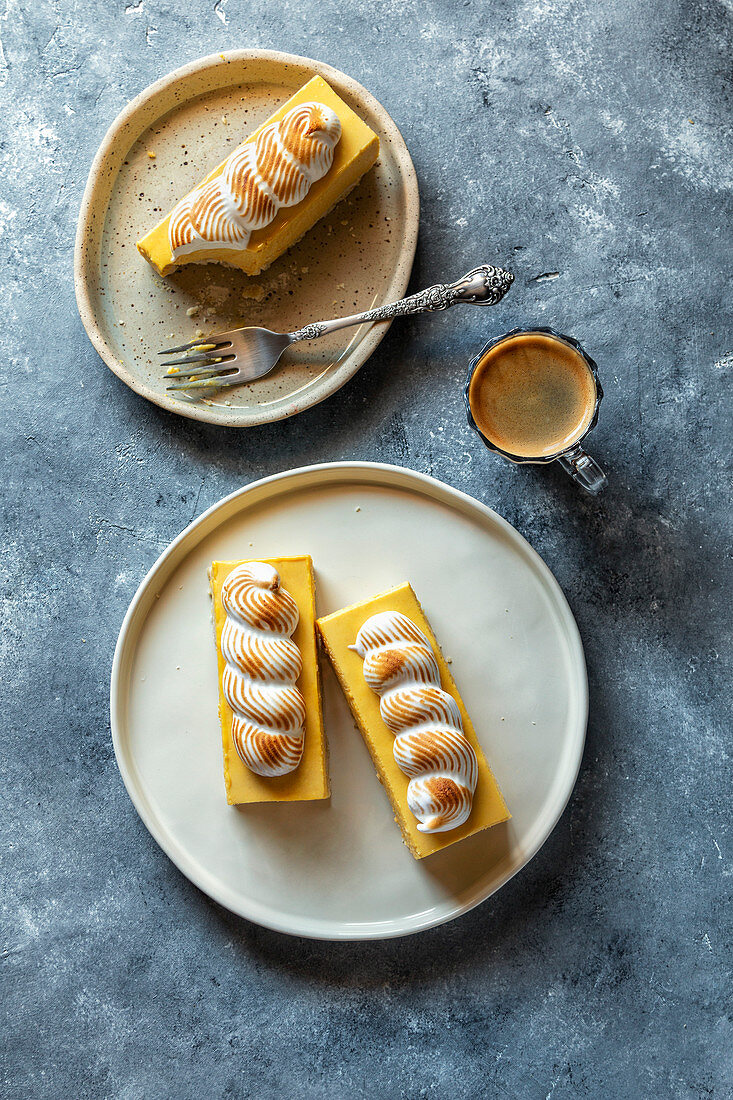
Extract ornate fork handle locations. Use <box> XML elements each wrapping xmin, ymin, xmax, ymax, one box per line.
<box><xmin>289</xmin><ymin>264</ymin><xmax>514</xmax><ymax>343</ymax></box>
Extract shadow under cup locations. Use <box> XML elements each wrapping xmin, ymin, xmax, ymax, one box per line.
<box><xmin>464</xmin><ymin>328</ymin><xmax>607</xmax><ymax>495</ymax></box>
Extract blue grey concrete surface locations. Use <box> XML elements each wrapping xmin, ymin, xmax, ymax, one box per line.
<box><xmin>2</xmin><ymin>1</ymin><xmax>731</xmax><ymax>1097</ymax></box>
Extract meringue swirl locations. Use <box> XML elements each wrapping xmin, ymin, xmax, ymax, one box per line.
<box><xmin>221</xmin><ymin>562</ymin><xmax>305</xmax><ymax>777</ymax></box>
<box><xmin>351</xmin><ymin>611</ymin><xmax>478</xmax><ymax>833</ymax></box>
<box><xmin>169</xmin><ymin>102</ymin><xmax>342</xmax><ymax>258</ymax></box>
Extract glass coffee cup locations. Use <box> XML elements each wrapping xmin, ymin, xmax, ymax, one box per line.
<box><xmin>464</xmin><ymin>327</ymin><xmax>607</xmax><ymax>495</ymax></box>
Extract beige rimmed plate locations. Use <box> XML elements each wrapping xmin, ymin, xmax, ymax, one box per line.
<box><xmin>75</xmin><ymin>51</ymin><xmax>419</xmax><ymax>426</ymax></box>
<box><xmin>111</xmin><ymin>463</ymin><xmax>588</xmax><ymax>940</ymax></box>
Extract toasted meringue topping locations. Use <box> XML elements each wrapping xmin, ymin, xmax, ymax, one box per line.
<box><xmin>351</xmin><ymin>611</ymin><xmax>478</xmax><ymax>833</ymax></box>
<box><xmin>221</xmin><ymin>562</ymin><xmax>305</xmax><ymax>777</ymax></box>
<box><xmin>169</xmin><ymin>102</ymin><xmax>342</xmax><ymax>258</ymax></box>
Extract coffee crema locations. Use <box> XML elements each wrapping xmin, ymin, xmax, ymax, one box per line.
<box><xmin>468</xmin><ymin>332</ymin><xmax>597</xmax><ymax>458</ymax></box>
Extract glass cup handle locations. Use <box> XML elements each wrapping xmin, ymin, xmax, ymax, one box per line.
<box><xmin>557</xmin><ymin>444</ymin><xmax>607</xmax><ymax>495</ymax></box>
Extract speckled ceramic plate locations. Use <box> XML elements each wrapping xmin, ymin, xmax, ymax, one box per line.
<box><xmin>110</xmin><ymin>463</ymin><xmax>588</xmax><ymax>940</ymax></box>
<box><xmin>75</xmin><ymin>51</ymin><xmax>419</xmax><ymax>426</ymax></box>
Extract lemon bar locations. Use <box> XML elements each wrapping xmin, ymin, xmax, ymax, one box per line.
<box><xmin>209</xmin><ymin>556</ymin><xmax>328</xmax><ymax>805</ymax></box>
<box><xmin>318</xmin><ymin>583</ymin><xmax>509</xmax><ymax>859</ymax></box>
<box><xmin>138</xmin><ymin>75</ymin><xmax>380</xmax><ymax>277</ymax></box>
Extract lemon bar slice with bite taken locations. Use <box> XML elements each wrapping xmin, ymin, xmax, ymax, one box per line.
<box><xmin>209</xmin><ymin>556</ymin><xmax>328</xmax><ymax>805</ymax></box>
<box><xmin>138</xmin><ymin>75</ymin><xmax>380</xmax><ymax>277</ymax></box>
<box><xmin>317</xmin><ymin>583</ymin><xmax>509</xmax><ymax>859</ymax></box>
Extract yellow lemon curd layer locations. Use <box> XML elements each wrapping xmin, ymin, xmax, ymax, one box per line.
<box><xmin>317</xmin><ymin>583</ymin><xmax>509</xmax><ymax>859</ymax></box>
<box><xmin>137</xmin><ymin>76</ymin><xmax>380</xmax><ymax>277</ymax></box>
<box><xmin>210</xmin><ymin>557</ymin><xmax>329</xmax><ymax>805</ymax></box>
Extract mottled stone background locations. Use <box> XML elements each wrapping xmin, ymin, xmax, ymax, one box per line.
<box><xmin>2</xmin><ymin>0</ymin><xmax>731</xmax><ymax>1097</ymax></box>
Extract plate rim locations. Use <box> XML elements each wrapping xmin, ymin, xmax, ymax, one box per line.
<box><xmin>110</xmin><ymin>462</ymin><xmax>588</xmax><ymax>940</ymax></box>
<box><xmin>74</xmin><ymin>50</ymin><xmax>420</xmax><ymax>426</ymax></box>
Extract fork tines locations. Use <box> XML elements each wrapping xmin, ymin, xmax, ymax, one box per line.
<box><xmin>158</xmin><ymin>335</ymin><xmax>230</xmax><ymax>355</ymax></box>
<box><xmin>159</xmin><ymin>330</ymin><xmax>237</xmax><ymax>392</ymax></box>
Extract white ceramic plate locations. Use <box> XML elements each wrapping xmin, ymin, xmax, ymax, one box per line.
<box><xmin>75</xmin><ymin>51</ymin><xmax>419</xmax><ymax>426</ymax></box>
<box><xmin>111</xmin><ymin>463</ymin><xmax>587</xmax><ymax>939</ymax></box>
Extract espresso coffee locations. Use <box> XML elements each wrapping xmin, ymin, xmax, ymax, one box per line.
<box><xmin>468</xmin><ymin>332</ymin><xmax>597</xmax><ymax>458</ymax></box>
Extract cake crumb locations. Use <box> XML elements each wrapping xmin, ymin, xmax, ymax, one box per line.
<box><xmin>186</xmin><ymin>305</ymin><xmax>200</xmax><ymax>317</ymax></box>
<box><xmin>241</xmin><ymin>284</ymin><xmax>264</xmax><ymax>301</ymax></box>
<box><xmin>147</xmin><ymin>150</ymin><xmax>156</xmax><ymax>159</ymax></box>
<box><xmin>195</xmin><ymin>328</ymin><xmax>204</xmax><ymax>337</ymax></box>
<box><xmin>202</xmin><ymin>285</ymin><xmax>230</xmax><ymax>308</ymax></box>
<box><xmin>118</xmin><ymin>320</ymin><xmax>125</xmax><ymax>326</ymax></box>
<box><xmin>355</xmin><ymin>506</ymin><xmax>361</xmax><ymax>512</ymax></box>
<box><xmin>221</xmin><ymin>115</ymin><xmax>228</xmax><ymax>125</ymax></box>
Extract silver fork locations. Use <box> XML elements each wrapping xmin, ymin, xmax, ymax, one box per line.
<box><xmin>160</xmin><ymin>264</ymin><xmax>514</xmax><ymax>393</ymax></box>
